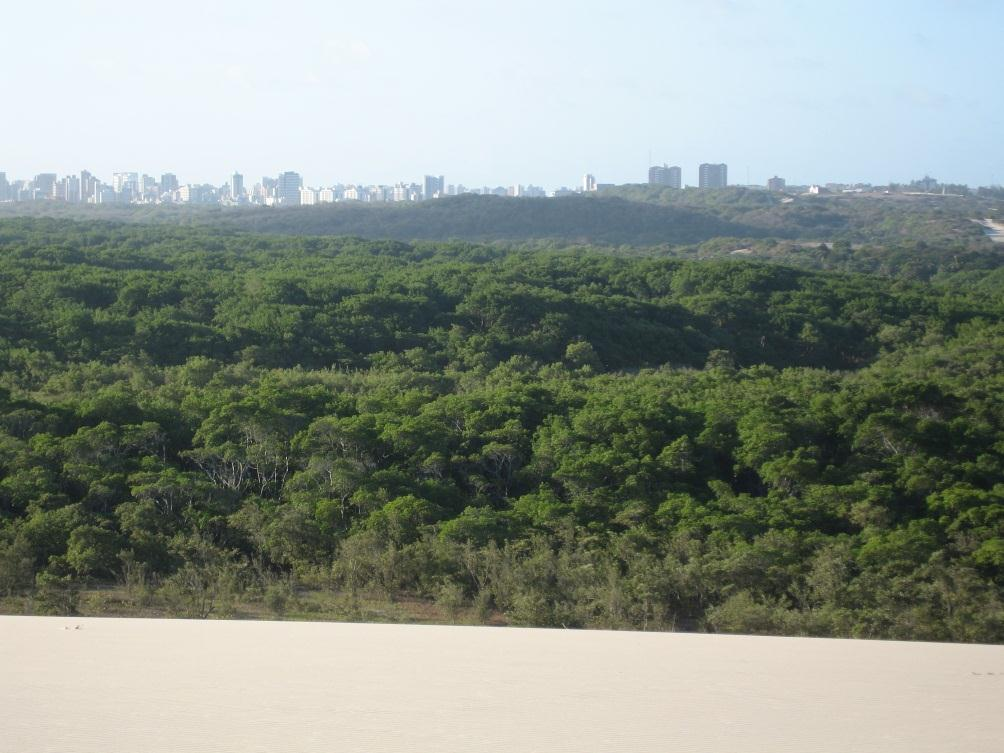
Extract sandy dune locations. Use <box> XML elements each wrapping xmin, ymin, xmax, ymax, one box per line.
<box><xmin>1</xmin><ymin>617</ymin><xmax>1002</xmax><ymax>753</ymax></box>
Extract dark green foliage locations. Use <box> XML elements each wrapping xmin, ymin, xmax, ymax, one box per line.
<box><xmin>0</xmin><ymin>218</ymin><xmax>1002</xmax><ymax>640</ymax></box>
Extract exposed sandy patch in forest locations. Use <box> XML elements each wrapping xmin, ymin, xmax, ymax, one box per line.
<box><xmin>974</xmin><ymin>218</ymin><xmax>1004</xmax><ymax>242</ymax></box>
<box><xmin>1</xmin><ymin>616</ymin><xmax>1002</xmax><ymax>753</ymax></box>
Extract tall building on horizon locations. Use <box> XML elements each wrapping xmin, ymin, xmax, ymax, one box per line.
<box><xmin>276</xmin><ymin>171</ymin><xmax>303</xmax><ymax>205</ymax></box>
<box><xmin>648</xmin><ymin>164</ymin><xmax>682</xmax><ymax>189</ymax></box>
<box><xmin>112</xmin><ymin>172</ymin><xmax>139</xmax><ymax>195</ymax></box>
<box><xmin>138</xmin><ymin>174</ymin><xmax>158</xmax><ymax>201</ymax></box>
<box><xmin>0</xmin><ymin>172</ymin><xmax>8</xmax><ymax>201</ymax></box>
<box><xmin>698</xmin><ymin>163</ymin><xmax>728</xmax><ymax>189</ymax></box>
<box><xmin>60</xmin><ymin>174</ymin><xmax>81</xmax><ymax>202</ymax></box>
<box><xmin>767</xmin><ymin>175</ymin><xmax>786</xmax><ymax>192</ymax></box>
<box><xmin>423</xmin><ymin>174</ymin><xmax>445</xmax><ymax>199</ymax></box>
<box><xmin>79</xmin><ymin>170</ymin><xmax>96</xmax><ymax>202</ymax></box>
<box><xmin>582</xmin><ymin>174</ymin><xmax>597</xmax><ymax>192</ymax></box>
<box><xmin>33</xmin><ymin>173</ymin><xmax>57</xmax><ymax>198</ymax></box>
<box><xmin>230</xmin><ymin>172</ymin><xmax>244</xmax><ymax>201</ymax></box>
<box><xmin>160</xmin><ymin>173</ymin><xmax>179</xmax><ymax>193</ymax></box>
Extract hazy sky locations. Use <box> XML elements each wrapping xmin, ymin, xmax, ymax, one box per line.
<box><xmin>3</xmin><ymin>0</ymin><xmax>1001</xmax><ymax>188</ymax></box>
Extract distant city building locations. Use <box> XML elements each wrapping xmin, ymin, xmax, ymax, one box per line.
<box><xmin>698</xmin><ymin>163</ymin><xmax>728</xmax><ymax>189</ymax></box>
<box><xmin>648</xmin><ymin>164</ymin><xmax>682</xmax><ymax>189</ymax></box>
<box><xmin>112</xmin><ymin>172</ymin><xmax>138</xmax><ymax>195</ymax></box>
<box><xmin>582</xmin><ymin>174</ymin><xmax>597</xmax><ymax>192</ymax></box>
<box><xmin>319</xmin><ymin>188</ymin><xmax>337</xmax><ymax>203</ymax></box>
<box><xmin>79</xmin><ymin>170</ymin><xmax>96</xmax><ymax>202</ymax></box>
<box><xmin>767</xmin><ymin>176</ymin><xmax>786</xmax><ymax>192</ymax></box>
<box><xmin>299</xmin><ymin>187</ymin><xmax>318</xmax><ymax>205</ymax></box>
<box><xmin>137</xmin><ymin>174</ymin><xmax>158</xmax><ymax>201</ymax></box>
<box><xmin>230</xmin><ymin>172</ymin><xmax>244</xmax><ymax>201</ymax></box>
<box><xmin>423</xmin><ymin>175</ymin><xmax>445</xmax><ymax>199</ymax></box>
<box><xmin>276</xmin><ymin>171</ymin><xmax>302</xmax><ymax>205</ymax></box>
<box><xmin>247</xmin><ymin>182</ymin><xmax>266</xmax><ymax>204</ymax></box>
<box><xmin>259</xmin><ymin>176</ymin><xmax>277</xmax><ymax>203</ymax></box>
<box><xmin>34</xmin><ymin>173</ymin><xmax>57</xmax><ymax>198</ymax></box>
<box><xmin>0</xmin><ymin>172</ymin><xmax>8</xmax><ymax>201</ymax></box>
<box><xmin>176</xmin><ymin>184</ymin><xmax>215</xmax><ymax>204</ymax></box>
<box><xmin>160</xmin><ymin>173</ymin><xmax>179</xmax><ymax>193</ymax></box>
<box><xmin>96</xmin><ymin>186</ymin><xmax>118</xmax><ymax>203</ymax></box>
<box><xmin>60</xmin><ymin>175</ymin><xmax>81</xmax><ymax>202</ymax></box>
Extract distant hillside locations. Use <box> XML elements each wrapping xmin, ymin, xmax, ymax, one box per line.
<box><xmin>0</xmin><ymin>189</ymin><xmax>993</xmax><ymax>247</ymax></box>
<box><xmin>0</xmin><ymin>195</ymin><xmax>751</xmax><ymax>245</ymax></box>
<box><xmin>213</xmin><ymin>194</ymin><xmax>765</xmax><ymax>244</ymax></box>
<box><xmin>600</xmin><ymin>185</ymin><xmax>992</xmax><ymax>246</ymax></box>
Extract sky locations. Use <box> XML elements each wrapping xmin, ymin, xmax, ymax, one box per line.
<box><xmin>2</xmin><ymin>0</ymin><xmax>1001</xmax><ymax>189</ymax></box>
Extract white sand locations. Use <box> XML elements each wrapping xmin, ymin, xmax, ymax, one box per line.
<box><xmin>976</xmin><ymin>218</ymin><xmax>1004</xmax><ymax>242</ymax></box>
<box><xmin>1</xmin><ymin>617</ymin><xmax>1002</xmax><ymax>753</ymax></box>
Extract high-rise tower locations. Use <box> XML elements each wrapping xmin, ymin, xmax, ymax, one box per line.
<box><xmin>230</xmin><ymin>172</ymin><xmax>244</xmax><ymax>201</ymax></box>
<box><xmin>423</xmin><ymin>175</ymin><xmax>444</xmax><ymax>199</ymax></box>
<box><xmin>698</xmin><ymin>163</ymin><xmax>728</xmax><ymax>189</ymax></box>
<box><xmin>276</xmin><ymin>171</ymin><xmax>303</xmax><ymax>205</ymax></box>
<box><xmin>648</xmin><ymin>164</ymin><xmax>682</xmax><ymax>188</ymax></box>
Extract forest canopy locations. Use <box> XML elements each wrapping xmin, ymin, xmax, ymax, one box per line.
<box><xmin>0</xmin><ymin>217</ymin><xmax>1002</xmax><ymax>640</ymax></box>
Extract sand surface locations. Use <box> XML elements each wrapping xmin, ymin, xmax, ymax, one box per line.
<box><xmin>976</xmin><ymin>218</ymin><xmax>1004</xmax><ymax>242</ymax></box>
<box><xmin>1</xmin><ymin>617</ymin><xmax>1002</xmax><ymax>753</ymax></box>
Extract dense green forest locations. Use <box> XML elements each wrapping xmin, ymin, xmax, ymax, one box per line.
<box><xmin>1</xmin><ymin>217</ymin><xmax>1002</xmax><ymax>640</ymax></box>
<box><xmin>3</xmin><ymin>188</ymin><xmax>998</xmax><ymax>248</ymax></box>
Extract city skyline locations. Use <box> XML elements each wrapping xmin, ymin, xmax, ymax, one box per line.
<box><xmin>0</xmin><ymin>166</ymin><xmax>567</xmax><ymax>205</ymax></box>
<box><xmin>2</xmin><ymin>158</ymin><xmax>1000</xmax><ymax>199</ymax></box>
<box><xmin>2</xmin><ymin>159</ymin><xmax>989</xmax><ymax>209</ymax></box>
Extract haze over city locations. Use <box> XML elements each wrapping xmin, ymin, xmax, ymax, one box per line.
<box><xmin>4</xmin><ymin>0</ymin><xmax>1002</xmax><ymax>188</ymax></box>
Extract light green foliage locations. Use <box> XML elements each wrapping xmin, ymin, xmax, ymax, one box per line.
<box><xmin>65</xmin><ymin>524</ymin><xmax>121</xmax><ymax>577</ymax></box>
